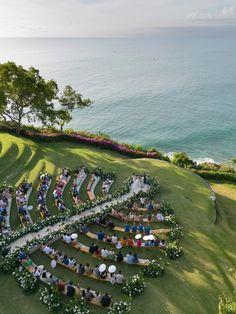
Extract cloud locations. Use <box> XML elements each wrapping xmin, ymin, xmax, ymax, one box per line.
<box><xmin>222</xmin><ymin>6</ymin><xmax>235</xmax><ymax>18</ymax></box>
<box><xmin>187</xmin><ymin>6</ymin><xmax>236</xmax><ymax>21</ymax></box>
<box><xmin>186</xmin><ymin>11</ymin><xmax>212</xmax><ymax>20</ymax></box>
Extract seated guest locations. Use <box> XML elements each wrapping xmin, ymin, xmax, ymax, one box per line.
<box><xmin>146</xmin><ymin>201</ymin><xmax>154</xmax><ymax>212</ymax></box>
<box><xmin>82</xmin><ymin>287</ymin><xmax>95</xmax><ymax>301</ymax></box>
<box><xmin>111</xmin><ymin>234</ymin><xmax>118</xmax><ymax>244</ymax></box>
<box><xmin>101</xmin><ymin>293</ymin><xmax>112</xmax><ymax>307</ymax></box>
<box><xmin>85</xmin><ymin>263</ymin><xmax>93</xmax><ymax>275</ymax></box>
<box><xmin>89</xmin><ymin>243</ymin><xmax>97</xmax><ymax>254</ymax></box>
<box><xmin>81</xmin><ymin>224</ymin><xmax>89</xmax><ymax>234</ymax></box>
<box><xmin>101</xmin><ymin>248</ymin><xmax>109</xmax><ymax>258</ymax></box>
<box><xmin>156</xmin><ymin>212</ymin><xmax>164</xmax><ymax>221</ymax></box>
<box><xmin>159</xmin><ymin>240</ymin><xmax>166</xmax><ymax>248</ymax></box>
<box><xmin>127</xmin><ymin>237</ymin><xmax>134</xmax><ymax>247</ymax></box>
<box><xmin>66</xmin><ymin>282</ymin><xmax>75</xmax><ymax>297</ymax></box>
<box><xmin>108</xmin><ymin>249</ymin><xmax>115</xmax><ymax>260</ymax></box>
<box><xmin>97</xmin><ymin>230</ymin><xmax>105</xmax><ymax>241</ymax></box>
<box><xmin>156</xmin><ymin>201</ymin><xmax>161</xmax><ymax>210</ymax></box>
<box><xmin>95</xmin><ymin>291</ymin><xmax>102</xmax><ymax>302</ymax></box>
<box><xmin>106</xmin><ymin>220</ymin><xmax>115</xmax><ymax>230</ymax></box>
<box><xmin>126</xmin><ymin>252</ymin><xmax>135</xmax><ymax>264</ymax></box>
<box><xmin>77</xmin><ymin>264</ymin><xmax>85</xmax><ymax>276</ymax></box>
<box><xmin>125</xmin><ymin>223</ymin><xmax>130</xmax><ymax>233</ymax></box>
<box><xmin>93</xmin><ymin>265</ymin><xmax>100</xmax><ymax>278</ymax></box>
<box><xmin>131</xmin><ymin>223</ymin><xmax>137</xmax><ymax>233</ymax></box>
<box><xmin>144</xmin><ymin>225</ymin><xmax>151</xmax><ymax>235</ymax></box>
<box><xmin>56</xmin><ymin>279</ymin><xmax>66</xmax><ymax>291</ymax></box>
<box><xmin>42</xmin><ymin>244</ymin><xmax>52</xmax><ymax>255</ymax></box>
<box><xmin>136</xmin><ymin>238</ymin><xmax>142</xmax><ymax>248</ymax></box>
<box><xmin>18</xmin><ymin>250</ymin><xmax>27</xmax><ymax>261</ymax></box>
<box><xmin>138</xmin><ymin>224</ymin><xmax>144</xmax><ymax>233</ymax></box>
<box><xmin>115</xmin><ymin>270</ymin><xmax>124</xmax><ymax>284</ymax></box>
<box><xmin>121</xmin><ymin>237</ymin><xmax>127</xmax><ymax>247</ymax></box>
<box><xmin>100</xmin><ymin>270</ymin><xmax>108</xmax><ymax>280</ymax></box>
<box><xmin>116</xmin><ymin>251</ymin><xmax>124</xmax><ymax>262</ymax></box>
<box><xmin>95</xmin><ymin>247</ymin><xmax>101</xmax><ymax>257</ymax></box>
<box><xmin>63</xmin><ymin>255</ymin><xmax>69</xmax><ymax>265</ymax></box>
<box><xmin>106</xmin><ymin>234</ymin><xmax>112</xmax><ymax>243</ymax></box>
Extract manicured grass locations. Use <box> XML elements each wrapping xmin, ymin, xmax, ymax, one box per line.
<box><xmin>1</xmin><ymin>132</ymin><xmax>236</xmax><ymax>314</ymax></box>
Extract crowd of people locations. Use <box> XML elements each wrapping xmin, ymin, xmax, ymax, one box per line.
<box><xmin>16</xmin><ymin>179</ymin><xmax>32</xmax><ymax>226</ymax></box>
<box><xmin>87</xmin><ymin>242</ymin><xmax>141</xmax><ymax>265</ymax></box>
<box><xmin>95</xmin><ymin>230</ymin><xmax>166</xmax><ymax>249</ymax></box>
<box><xmin>71</xmin><ymin>168</ymin><xmax>86</xmax><ymax>205</ymax></box>
<box><xmin>102</xmin><ymin>177</ymin><xmax>114</xmax><ymax>194</ymax></box>
<box><xmin>37</xmin><ymin>172</ymin><xmax>51</xmax><ymax>219</ymax></box>
<box><xmin>42</xmin><ymin>243</ymin><xmax>125</xmax><ymax>286</ymax></box>
<box><xmin>18</xmin><ymin>250</ymin><xmax>112</xmax><ymax>307</ymax></box>
<box><xmin>0</xmin><ymin>186</ymin><xmax>12</xmax><ymax>232</ymax></box>
<box><xmin>53</xmin><ymin>168</ymin><xmax>70</xmax><ymax>211</ymax></box>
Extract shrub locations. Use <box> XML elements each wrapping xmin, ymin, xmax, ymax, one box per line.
<box><xmin>64</xmin><ymin>297</ymin><xmax>89</xmax><ymax>314</ymax></box>
<box><xmin>122</xmin><ymin>274</ymin><xmax>146</xmax><ymax>298</ymax></box>
<box><xmin>169</xmin><ymin>225</ymin><xmax>184</xmax><ymax>240</ymax></box>
<box><xmin>172</xmin><ymin>152</ymin><xmax>194</xmax><ymax>168</ymax></box>
<box><xmin>108</xmin><ymin>300</ymin><xmax>132</xmax><ymax>314</ymax></box>
<box><xmin>191</xmin><ymin>169</ymin><xmax>236</xmax><ymax>183</ymax></box>
<box><xmin>165</xmin><ymin>241</ymin><xmax>183</xmax><ymax>260</ymax></box>
<box><xmin>39</xmin><ymin>286</ymin><xmax>61</xmax><ymax>311</ymax></box>
<box><xmin>13</xmin><ymin>268</ymin><xmax>39</xmax><ymax>293</ymax></box>
<box><xmin>218</xmin><ymin>295</ymin><xmax>236</xmax><ymax>314</ymax></box>
<box><xmin>142</xmin><ymin>259</ymin><xmax>165</xmax><ymax>278</ymax></box>
<box><xmin>160</xmin><ymin>201</ymin><xmax>173</xmax><ymax>216</ymax></box>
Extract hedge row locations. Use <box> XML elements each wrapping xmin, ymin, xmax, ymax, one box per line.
<box><xmin>0</xmin><ymin>124</ymin><xmax>164</xmax><ymax>160</ymax></box>
<box><xmin>191</xmin><ymin>169</ymin><xmax>236</xmax><ymax>182</ymax></box>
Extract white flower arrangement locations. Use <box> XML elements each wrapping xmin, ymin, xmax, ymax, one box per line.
<box><xmin>13</xmin><ymin>269</ymin><xmax>38</xmax><ymax>292</ymax></box>
<box><xmin>142</xmin><ymin>259</ymin><xmax>165</xmax><ymax>278</ymax></box>
<box><xmin>108</xmin><ymin>300</ymin><xmax>132</xmax><ymax>314</ymax></box>
<box><xmin>64</xmin><ymin>297</ymin><xmax>89</xmax><ymax>314</ymax></box>
<box><xmin>39</xmin><ymin>286</ymin><xmax>61</xmax><ymax>311</ymax></box>
<box><xmin>122</xmin><ymin>274</ymin><xmax>146</xmax><ymax>298</ymax></box>
<box><xmin>165</xmin><ymin>241</ymin><xmax>183</xmax><ymax>260</ymax></box>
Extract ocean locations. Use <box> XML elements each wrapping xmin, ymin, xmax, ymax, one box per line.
<box><xmin>0</xmin><ymin>28</ymin><xmax>236</xmax><ymax>163</ymax></box>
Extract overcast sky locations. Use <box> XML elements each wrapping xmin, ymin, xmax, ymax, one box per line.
<box><xmin>0</xmin><ymin>0</ymin><xmax>236</xmax><ymax>37</ymax></box>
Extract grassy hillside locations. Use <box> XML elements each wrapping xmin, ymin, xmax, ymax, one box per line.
<box><xmin>0</xmin><ymin>132</ymin><xmax>235</xmax><ymax>314</ymax></box>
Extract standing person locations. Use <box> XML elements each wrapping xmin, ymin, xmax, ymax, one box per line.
<box><xmin>140</xmin><ymin>197</ymin><xmax>145</xmax><ymax>208</ymax></box>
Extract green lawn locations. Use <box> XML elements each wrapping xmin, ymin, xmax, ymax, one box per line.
<box><xmin>1</xmin><ymin>132</ymin><xmax>236</xmax><ymax>314</ymax></box>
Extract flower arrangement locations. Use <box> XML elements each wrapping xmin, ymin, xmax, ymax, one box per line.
<box><xmin>12</xmin><ymin>268</ymin><xmax>39</xmax><ymax>292</ymax></box>
<box><xmin>108</xmin><ymin>300</ymin><xmax>132</xmax><ymax>314</ymax></box>
<box><xmin>169</xmin><ymin>225</ymin><xmax>184</xmax><ymax>240</ymax></box>
<box><xmin>63</xmin><ymin>297</ymin><xmax>90</xmax><ymax>314</ymax></box>
<box><xmin>142</xmin><ymin>259</ymin><xmax>165</xmax><ymax>278</ymax></box>
<box><xmin>122</xmin><ymin>274</ymin><xmax>146</xmax><ymax>298</ymax></box>
<box><xmin>164</xmin><ymin>214</ymin><xmax>178</xmax><ymax>227</ymax></box>
<box><xmin>160</xmin><ymin>201</ymin><xmax>173</xmax><ymax>216</ymax></box>
<box><xmin>165</xmin><ymin>241</ymin><xmax>183</xmax><ymax>260</ymax></box>
<box><xmin>39</xmin><ymin>286</ymin><xmax>61</xmax><ymax>311</ymax></box>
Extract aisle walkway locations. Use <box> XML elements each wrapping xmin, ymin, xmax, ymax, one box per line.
<box><xmin>8</xmin><ymin>178</ymin><xmax>149</xmax><ymax>253</ymax></box>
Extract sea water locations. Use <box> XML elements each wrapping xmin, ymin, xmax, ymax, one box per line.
<box><xmin>0</xmin><ymin>28</ymin><xmax>236</xmax><ymax>162</ymax></box>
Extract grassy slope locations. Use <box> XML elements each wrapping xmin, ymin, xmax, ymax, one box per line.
<box><xmin>0</xmin><ymin>132</ymin><xmax>235</xmax><ymax>314</ymax></box>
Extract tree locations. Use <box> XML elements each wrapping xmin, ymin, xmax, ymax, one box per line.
<box><xmin>56</xmin><ymin>85</ymin><xmax>92</xmax><ymax>131</ymax></box>
<box><xmin>0</xmin><ymin>62</ymin><xmax>58</xmax><ymax>135</ymax></box>
<box><xmin>54</xmin><ymin>109</ymin><xmax>72</xmax><ymax>132</ymax></box>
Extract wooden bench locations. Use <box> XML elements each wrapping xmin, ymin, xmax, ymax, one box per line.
<box><xmin>26</xmin><ymin>260</ymin><xmax>109</xmax><ymax>307</ymax></box>
<box><xmin>41</xmin><ymin>248</ymin><xmax>114</xmax><ymax>284</ymax></box>
<box><xmin>63</xmin><ymin>239</ymin><xmax>149</xmax><ymax>267</ymax></box>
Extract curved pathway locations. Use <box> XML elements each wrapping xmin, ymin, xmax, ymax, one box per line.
<box><xmin>8</xmin><ymin>178</ymin><xmax>149</xmax><ymax>253</ymax></box>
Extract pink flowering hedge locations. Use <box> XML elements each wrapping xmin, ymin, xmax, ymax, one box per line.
<box><xmin>0</xmin><ymin>124</ymin><xmax>162</xmax><ymax>160</ymax></box>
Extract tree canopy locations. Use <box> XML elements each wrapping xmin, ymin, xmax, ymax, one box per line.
<box><xmin>0</xmin><ymin>62</ymin><xmax>92</xmax><ymax>134</ymax></box>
